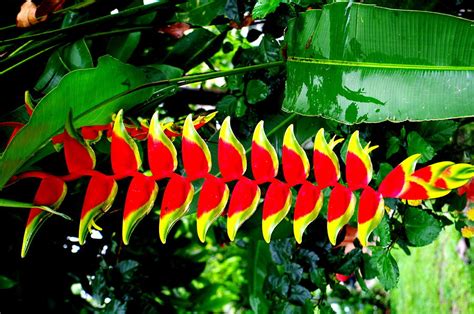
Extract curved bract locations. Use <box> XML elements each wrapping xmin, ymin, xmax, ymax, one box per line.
<box><xmin>10</xmin><ymin>113</ymin><xmax>474</xmax><ymax>256</ymax></box>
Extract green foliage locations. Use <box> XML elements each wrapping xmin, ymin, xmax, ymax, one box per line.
<box><xmin>403</xmin><ymin>207</ymin><xmax>442</xmax><ymax>247</ymax></box>
<box><xmin>0</xmin><ymin>0</ymin><xmax>472</xmax><ymax>313</ymax></box>
<box><xmin>283</xmin><ymin>3</ymin><xmax>474</xmax><ymax>123</ymax></box>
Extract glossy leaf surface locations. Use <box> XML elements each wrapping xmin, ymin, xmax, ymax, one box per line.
<box><xmin>283</xmin><ymin>4</ymin><xmax>474</xmax><ymax>123</ymax></box>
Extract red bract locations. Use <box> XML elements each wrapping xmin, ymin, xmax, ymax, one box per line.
<box><xmin>111</xmin><ymin>110</ymin><xmax>142</xmax><ymax>176</ymax></box>
<box><xmin>378</xmin><ymin>154</ymin><xmax>421</xmax><ymax>198</ymax></box>
<box><xmin>327</xmin><ymin>184</ymin><xmax>356</xmax><ymax>245</ymax></box>
<box><xmin>159</xmin><ymin>174</ymin><xmax>194</xmax><ymax>243</ymax></box>
<box><xmin>63</xmin><ymin>121</ymin><xmax>96</xmax><ymax>173</ymax></box>
<box><xmin>218</xmin><ymin>117</ymin><xmax>246</xmax><ymax>182</ymax></box>
<box><xmin>262</xmin><ymin>180</ymin><xmax>292</xmax><ymax>243</ymax></box>
<box><xmin>148</xmin><ymin>112</ymin><xmax>177</xmax><ymax>180</ymax></box>
<box><xmin>357</xmin><ymin>187</ymin><xmax>384</xmax><ymax>246</ymax></box>
<box><xmin>293</xmin><ymin>182</ymin><xmax>323</xmax><ymax>244</ymax></box>
<box><xmin>22</xmin><ymin>176</ymin><xmax>67</xmax><ymax>257</ymax></box>
<box><xmin>122</xmin><ymin>174</ymin><xmax>158</xmax><ymax>245</ymax></box>
<box><xmin>346</xmin><ymin>131</ymin><xmax>377</xmax><ymax>191</ymax></box>
<box><xmin>197</xmin><ymin>175</ymin><xmax>229</xmax><ymax>242</ymax></box>
<box><xmin>182</xmin><ymin>114</ymin><xmax>212</xmax><ymax>180</ymax></box>
<box><xmin>227</xmin><ymin>177</ymin><xmax>261</xmax><ymax>241</ymax></box>
<box><xmin>78</xmin><ymin>174</ymin><xmax>117</xmax><ymax>245</ymax></box>
<box><xmin>282</xmin><ymin>125</ymin><xmax>309</xmax><ymax>186</ymax></box>
<box><xmin>313</xmin><ymin>128</ymin><xmax>343</xmax><ymax>188</ymax></box>
<box><xmin>252</xmin><ymin>121</ymin><xmax>278</xmax><ymax>184</ymax></box>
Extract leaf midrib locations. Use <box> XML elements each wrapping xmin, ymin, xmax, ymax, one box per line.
<box><xmin>287</xmin><ymin>56</ymin><xmax>474</xmax><ymax>71</ymax></box>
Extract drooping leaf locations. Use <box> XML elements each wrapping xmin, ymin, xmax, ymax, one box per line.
<box><xmin>293</xmin><ymin>182</ymin><xmax>323</xmax><ymax>244</ymax></box>
<box><xmin>182</xmin><ymin>114</ymin><xmax>212</xmax><ymax>180</ymax></box>
<box><xmin>251</xmin><ymin>121</ymin><xmax>279</xmax><ymax>184</ymax></box>
<box><xmin>22</xmin><ymin>176</ymin><xmax>67</xmax><ymax>257</ymax></box>
<box><xmin>218</xmin><ymin>116</ymin><xmax>246</xmax><ymax>182</ymax></box>
<box><xmin>196</xmin><ymin>176</ymin><xmax>229</xmax><ymax>243</ymax></box>
<box><xmin>111</xmin><ymin>110</ymin><xmax>142</xmax><ymax>175</ymax></box>
<box><xmin>122</xmin><ymin>174</ymin><xmax>158</xmax><ymax>245</ymax></box>
<box><xmin>159</xmin><ymin>175</ymin><xmax>194</xmax><ymax>243</ymax></box>
<box><xmin>0</xmin><ymin>56</ymin><xmax>167</xmax><ymax>190</ymax></box>
<box><xmin>148</xmin><ymin>112</ymin><xmax>177</xmax><ymax>180</ymax></box>
<box><xmin>403</xmin><ymin>207</ymin><xmax>442</xmax><ymax>247</ymax></box>
<box><xmin>357</xmin><ymin>187</ymin><xmax>384</xmax><ymax>247</ymax></box>
<box><xmin>407</xmin><ymin>131</ymin><xmax>435</xmax><ymax>163</ymax></box>
<box><xmin>262</xmin><ymin>180</ymin><xmax>292</xmax><ymax>243</ymax></box>
<box><xmin>227</xmin><ymin>177</ymin><xmax>261</xmax><ymax>241</ymax></box>
<box><xmin>78</xmin><ymin>174</ymin><xmax>118</xmax><ymax>245</ymax></box>
<box><xmin>283</xmin><ymin>3</ymin><xmax>474</xmax><ymax>123</ymax></box>
<box><xmin>282</xmin><ymin>124</ymin><xmax>309</xmax><ymax>186</ymax></box>
<box><xmin>327</xmin><ymin>184</ymin><xmax>356</xmax><ymax>245</ymax></box>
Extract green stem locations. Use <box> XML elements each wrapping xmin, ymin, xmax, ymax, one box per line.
<box><xmin>85</xmin><ymin>26</ymin><xmax>153</xmax><ymax>39</ymax></box>
<box><xmin>0</xmin><ymin>0</ymin><xmax>170</xmax><ymax>44</ymax></box>
<box><xmin>0</xmin><ymin>43</ymin><xmax>62</xmax><ymax>75</ymax></box>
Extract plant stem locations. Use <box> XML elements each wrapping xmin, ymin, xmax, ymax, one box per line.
<box><xmin>0</xmin><ymin>43</ymin><xmax>61</xmax><ymax>75</ymax></box>
<box><xmin>85</xmin><ymin>26</ymin><xmax>153</xmax><ymax>39</ymax></box>
<box><xmin>0</xmin><ymin>0</ymin><xmax>170</xmax><ymax>44</ymax></box>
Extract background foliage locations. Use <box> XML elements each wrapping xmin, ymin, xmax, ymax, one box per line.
<box><xmin>0</xmin><ymin>0</ymin><xmax>473</xmax><ymax>313</ymax></box>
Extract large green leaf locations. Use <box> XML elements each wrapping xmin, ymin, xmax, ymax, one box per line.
<box><xmin>0</xmin><ymin>56</ymin><xmax>171</xmax><ymax>190</ymax></box>
<box><xmin>283</xmin><ymin>3</ymin><xmax>474</xmax><ymax>123</ymax></box>
<box><xmin>404</xmin><ymin>207</ymin><xmax>442</xmax><ymax>247</ymax></box>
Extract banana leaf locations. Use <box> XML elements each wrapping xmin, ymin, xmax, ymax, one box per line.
<box><xmin>283</xmin><ymin>3</ymin><xmax>474</xmax><ymax>124</ymax></box>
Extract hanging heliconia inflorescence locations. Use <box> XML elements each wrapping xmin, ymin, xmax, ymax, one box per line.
<box><xmin>8</xmin><ymin>110</ymin><xmax>474</xmax><ymax>257</ymax></box>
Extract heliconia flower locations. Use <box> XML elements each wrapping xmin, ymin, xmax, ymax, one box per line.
<box><xmin>378</xmin><ymin>154</ymin><xmax>421</xmax><ymax>198</ymax></box>
<box><xmin>218</xmin><ymin>117</ymin><xmax>247</xmax><ymax>182</ymax></box>
<box><xmin>251</xmin><ymin>121</ymin><xmax>278</xmax><ymax>184</ymax></box>
<box><xmin>357</xmin><ymin>187</ymin><xmax>384</xmax><ymax>247</ymax></box>
<box><xmin>78</xmin><ymin>174</ymin><xmax>118</xmax><ymax>245</ymax></box>
<box><xmin>327</xmin><ymin>184</ymin><xmax>356</xmax><ymax>245</ymax></box>
<box><xmin>122</xmin><ymin>173</ymin><xmax>158</xmax><ymax>245</ymax></box>
<box><xmin>63</xmin><ymin>114</ymin><xmax>96</xmax><ymax>173</ymax></box>
<box><xmin>197</xmin><ymin>176</ymin><xmax>229</xmax><ymax>243</ymax></box>
<box><xmin>313</xmin><ymin>128</ymin><xmax>344</xmax><ymax>189</ymax></box>
<box><xmin>346</xmin><ymin>131</ymin><xmax>378</xmax><ymax>191</ymax></box>
<box><xmin>282</xmin><ymin>125</ymin><xmax>310</xmax><ymax>186</ymax></box>
<box><xmin>148</xmin><ymin>112</ymin><xmax>178</xmax><ymax>180</ymax></box>
<box><xmin>398</xmin><ymin>179</ymin><xmax>450</xmax><ymax>200</ymax></box>
<box><xmin>162</xmin><ymin>112</ymin><xmax>217</xmax><ymax>138</ymax></box>
<box><xmin>262</xmin><ymin>180</ymin><xmax>292</xmax><ymax>243</ymax></box>
<box><xmin>159</xmin><ymin>174</ymin><xmax>194</xmax><ymax>244</ymax></box>
<box><xmin>22</xmin><ymin>176</ymin><xmax>67</xmax><ymax>258</ymax></box>
<box><xmin>293</xmin><ymin>182</ymin><xmax>323</xmax><ymax>244</ymax></box>
<box><xmin>227</xmin><ymin>177</ymin><xmax>261</xmax><ymax>241</ymax></box>
<box><xmin>111</xmin><ymin>110</ymin><xmax>142</xmax><ymax>175</ymax></box>
<box><xmin>182</xmin><ymin>114</ymin><xmax>212</xmax><ymax>180</ymax></box>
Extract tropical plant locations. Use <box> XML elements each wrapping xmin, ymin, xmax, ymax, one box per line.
<box><xmin>0</xmin><ymin>0</ymin><xmax>473</xmax><ymax>313</ymax></box>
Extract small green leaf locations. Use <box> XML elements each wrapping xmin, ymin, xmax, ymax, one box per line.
<box><xmin>226</xmin><ymin>75</ymin><xmax>244</xmax><ymax>91</ymax></box>
<box><xmin>407</xmin><ymin>131</ymin><xmax>435</xmax><ymax>163</ymax></box>
<box><xmin>267</xmin><ymin>274</ymin><xmax>290</xmax><ymax>297</ymax></box>
<box><xmin>361</xmin><ymin>253</ymin><xmax>378</xmax><ymax>280</ymax></box>
<box><xmin>270</xmin><ymin>238</ymin><xmax>293</xmax><ymax>264</ymax></box>
<box><xmin>373</xmin><ymin>215</ymin><xmax>391</xmax><ymax>246</ymax></box>
<box><xmin>176</xmin><ymin>0</ymin><xmax>226</xmax><ymax>26</ymax></box>
<box><xmin>285</xmin><ymin>263</ymin><xmax>303</xmax><ymax>284</ymax></box>
<box><xmin>253</xmin><ymin>0</ymin><xmax>284</xmax><ymax>19</ymax></box>
<box><xmin>0</xmin><ymin>275</ymin><xmax>17</xmax><ymax>289</ymax></box>
<box><xmin>289</xmin><ymin>285</ymin><xmax>312</xmax><ymax>305</ymax></box>
<box><xmin>310</xmin><ymin>268</ymin><xmax>327</xmax><ymax>289</ymax></box>
<box><xmin>386</xmin><ymin>136</ymin><xmax>401</xmax><ymax>159</ymax></box>
<box><xmin>376</xmin><ymin>252</ymin><xmax>399</xmax><ymax>290</ymax></box>
<box><xmin>235</xmin><ymin>97</ymin><xmax>247</xmax><ymax>117</ymax></box>
<box><xmin>375</xmin><ymin>163</ymin><xmax>393</xmax><ymax>186</ymax></box>
<box><xmin>404</xmin><ymin>207</ymin><xmax>442</xmax><ymax>247</ymax></box>
<box><xmin>418</xmin><ymin>120</ymin><xmax>459</xmax><ymax>150</ymax></box>
<box><xmin>246</xmin><ymin>79</ymin><xmax>269</xmax><ymax>104</ymax></box>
